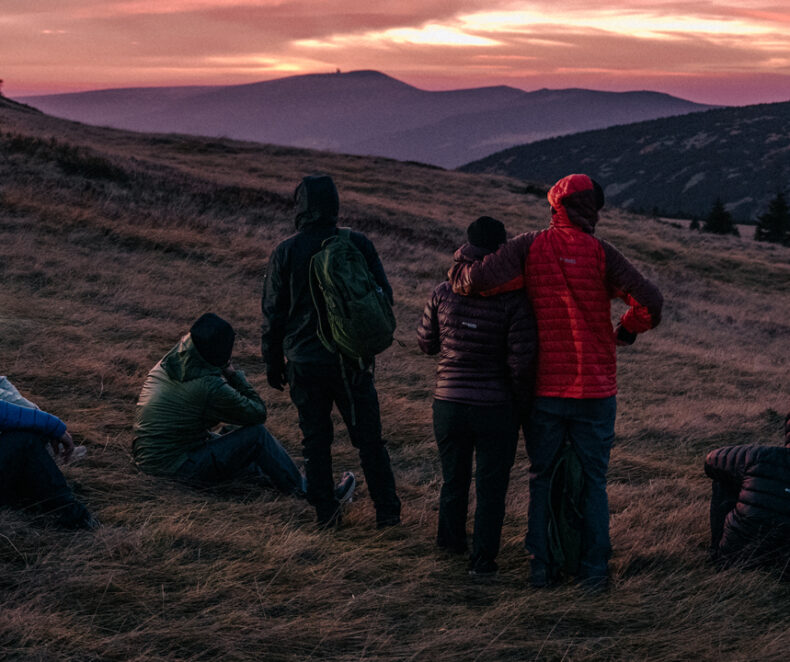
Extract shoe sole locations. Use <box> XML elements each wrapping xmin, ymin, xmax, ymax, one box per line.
<box><xmin>336</xmin><ymin>474</ymin><xmax>356</xmax><ymax>505</ymax></box>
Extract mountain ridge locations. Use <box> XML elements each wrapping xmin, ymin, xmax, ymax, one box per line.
<box><xmin>17</xmin><ymin>70</ymin><xmax>712</xmax><ymax>168</ymax></box>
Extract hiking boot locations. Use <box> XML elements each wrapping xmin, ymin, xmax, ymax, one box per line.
<box><xmin>376</xmin><ymin>515</ymin><xmax>401</xmax><ymax>529</ymax></box>
<box><xmin>468</xmin><ymin>558</ymin><xmax>498</xmax><ymax>578</ymax></box>
<box><xmin>334</xmin><ymin>471</ymin><xmax>356</xmax><ymax>505</ymax></box>
<box><xmin>54</xmin><ymin>501</ymin><xmax>98</xmax><ymax>531</ymax></box>
<box><xmin>529</xmin><ymin>561</ymin><xmax>551</xmax><ymax>588</ymax></box>
<box><xmin>316</xmin><ymin>510</ymin><xmax>342</xmax><ymax>530</ymax></box>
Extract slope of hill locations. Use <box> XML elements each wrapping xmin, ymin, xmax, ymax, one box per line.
<box><xmin>16</xmin><ymin>70</ymin><xmax>711</xmax><ymax>168</ymax></box>
<box><xmin>461</xmin><ymin>101</ymin><xmax>790</xmax><ymax>222</ymax></box>
<box><xmin>1</xmin><ymin>102</ymin><xmax>790</xmax><ymax>661</ymax></box>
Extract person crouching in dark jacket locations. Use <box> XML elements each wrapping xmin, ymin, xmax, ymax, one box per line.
<box><xmin>704</xmin><ymin>410</ymin><xmax>790</xmax><ymax>571</ymax></box>
<box><xmin>133</xmin><ymin>313</ymin><xmax>316</xmax><ymax>496</ymax></box>
<box><xmin>418</xmin><ymin>217</ymin><xmax>538</xmax><ymax>576</ymax></box>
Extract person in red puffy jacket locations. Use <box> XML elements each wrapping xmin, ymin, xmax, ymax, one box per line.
<box><xmin>704</xmin><ymin>411</ymin><xmax>790</xmax><ymax>570</ymax></box>
<box><xmin>449</xmin><ymin>174</ymin><xmax>663</xmax><ymax>589</ymax></box>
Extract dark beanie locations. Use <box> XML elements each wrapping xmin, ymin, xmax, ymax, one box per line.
<box><xmin>467</xmin><ymin>216</ymin><xmax>507</xmax><ymax>252</ymax></box>
<box><xmin>190</xmin><ymin>313</ymin><xmax>235</xmax><ymax>367</ymax></box>
<box><xmin>592</xmin><ymin>179</ymin><xmax>605</xmax><ymax>210</ymax></box>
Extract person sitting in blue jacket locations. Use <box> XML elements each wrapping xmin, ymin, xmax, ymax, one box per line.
<box><xmin>0</xmin><ymin>399</ymin><xmax>96</xmax><ymax>529</ymax></box>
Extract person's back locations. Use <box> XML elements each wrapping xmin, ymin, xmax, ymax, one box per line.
<box><xmin>418</xmin><ymin>217</ymin><xmax>537</xmax><ymax>575</ymax></box>
<box><xmin>261</xmin><ymin>175</ymin><xmax>392</xmax><ymax>368</ymax></box>
<box><xmin>419</xmin><ymin>243</ymin><xmax>536</xmax><ymax>406</ymax></box>
<box><xmin>451</xmin><ymin>174</ymin><xmax>662</xmax><ymax>399</ymax></box>
<box><xmin>705</xmin><ymin>417</ymin><xmax>790</xmax><ymax>568</ymax></box>
<box><xmin>261</xmin><ymin>174</ymin><xmax>400</xmax><ymax>528</ymax></box>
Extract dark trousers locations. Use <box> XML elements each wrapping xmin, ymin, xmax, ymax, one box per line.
<box><xmin>432</xmin><ymin>399</ymin><xmax>519</xmax><ymax>566</ymax></box>
<box><xmin>288</xmin><ymin>361</ymin><xmax>400</xmax><ymax>525</ymax></box>
<box><xmin>175</xmin><ymin>424</ymin><xmax>305</xmax><ymax>495</ymax></box>
<box><xmin>525</xmin><ymin>396</ymin><xmax>616</xmax><ymax>578</ymax></box>
<box><xmin>0</xmin><ymin>429</ymin><xmax>91</xmax><ymax>528</ymax></box>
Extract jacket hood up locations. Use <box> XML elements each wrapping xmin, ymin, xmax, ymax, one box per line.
<box><xmin>161</xmin><ymin>335</ymin><xmax>223</xmax><ymax>383</ymax></box>
<box><xmin>548</xmin><ymin>173</ymin><xmax>604</xmax><ymax>234</ymax></box>
<box><xmin>294</xmin><ymin>174</ymin><xmax>339</xmax><ymax>231</ymax></box>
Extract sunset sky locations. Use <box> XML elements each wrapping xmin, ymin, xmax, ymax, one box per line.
<box><xmin>3</xmin><ymin>0</ymin><xmax>790</xmax><ymax>105</ymax></box>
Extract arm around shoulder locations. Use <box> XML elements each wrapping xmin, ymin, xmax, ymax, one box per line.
<box><xmin>448</xmin><ymin>233</ymin><xmax>534</xmax><ymax>296</ymax></box>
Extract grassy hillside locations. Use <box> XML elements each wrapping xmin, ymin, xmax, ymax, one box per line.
<box><xmin>460</xmin><ymin>101</ymin><xmax>790</xmax><ymax>223</ymax></box>
<box><xmin>1</xmin><ymin>102</ymin><xmax>789</xmax><ymax>661</ymax></box>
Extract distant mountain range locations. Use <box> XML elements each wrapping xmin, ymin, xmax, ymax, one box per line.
<box><xmin>16</xmin><ymin>70</ymin><xmax>711</xmax><ymax>169</ymax></box>
<box><xmin>461</xmin><ymin>101</ymin><xmax>790</xmax><ymax>222</ymax></box>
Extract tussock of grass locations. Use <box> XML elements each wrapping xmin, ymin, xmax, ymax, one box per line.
<box><xmin>1</xmin><ymin>105</ymin><xmax>789</xmax><ymax>661</ymax></box>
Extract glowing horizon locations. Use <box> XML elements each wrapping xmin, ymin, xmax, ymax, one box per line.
<box><xmin>3</xmin><ymin>1</ymin><xmax>789</xmax><ymax>105</ymax></box>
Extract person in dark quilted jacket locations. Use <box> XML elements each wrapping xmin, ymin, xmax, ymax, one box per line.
<box><xmin>704</xmin><ymin>411</ymin><xmax>790</xmax><ymax>570</ymax></box>
<box><xmin>418</xmin><ymin>216</ymin><xmax>537</xmax><ymax>576</ymax></box>
<box><xmin>449</xmin><ymin>174</ymin><xmax>663</xmax><ymax>589</ymax></box>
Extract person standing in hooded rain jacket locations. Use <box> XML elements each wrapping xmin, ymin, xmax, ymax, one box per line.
<box><xmin>261</xmin><ymin>174</ymin><xmax>401</xmax><ymax>528</ymax></box>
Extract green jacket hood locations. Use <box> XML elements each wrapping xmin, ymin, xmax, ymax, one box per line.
<box><xmin>161</xmin><ymin>335</ymin><xmax>223</xmax><ymax>382</ymax></box>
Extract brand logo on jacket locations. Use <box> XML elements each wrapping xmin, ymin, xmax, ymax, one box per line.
<box><xmin>461</xmin><ymin>322</ymin><xmax>478</xmax><ymax>329</ymax></box>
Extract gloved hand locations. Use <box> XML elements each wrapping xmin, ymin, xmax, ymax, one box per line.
<box><xmin>266</xmin><ymin>359</ymin><xmax>287</xmax><ymax>391</ymax></box>
<box><xmin>614</xmin><ymin>323</ymin><xmax>637</xmax><ymax>346</ymax></box>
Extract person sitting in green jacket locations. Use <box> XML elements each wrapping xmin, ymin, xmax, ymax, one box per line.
<box><xmin>133</xmin><ymin>313</ymin><xmax>355</xmax><ymax>501</ymax></box>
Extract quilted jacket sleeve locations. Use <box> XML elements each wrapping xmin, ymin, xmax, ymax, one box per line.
<box><xmin>600</xmin><ymin>239</ymin><xmax>663</xmax><ymax>338</ymax></box>
<box><xmin>448</xmin><ymin>234</ymin><xmax>535</xmax><ymax>296</ymax></box>
<box><xmin>704</xmin><ymin>445</ymin><xmax>752</xmax><ymax>485</ymax></box>
<box><xmin>417</xmin><ymin>285</ymin><xmax>442</xmax><ymax>356</ymax></box>
<box><xmin>0</xmin><ymin>400</ymin><xmax>67</xmax><ymax>438</ymax></box>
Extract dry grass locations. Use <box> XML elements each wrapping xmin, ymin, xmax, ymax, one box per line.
<box><xmin>1</xmin><ymin>103</ymin><xmax>789</xmax><ymax>661</ymax></box>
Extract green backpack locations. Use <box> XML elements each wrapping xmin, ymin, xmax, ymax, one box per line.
<box><xmin>309</xmin><ymin>228</ymin><xmax>396</xmax><ymax>363</ymax></box>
